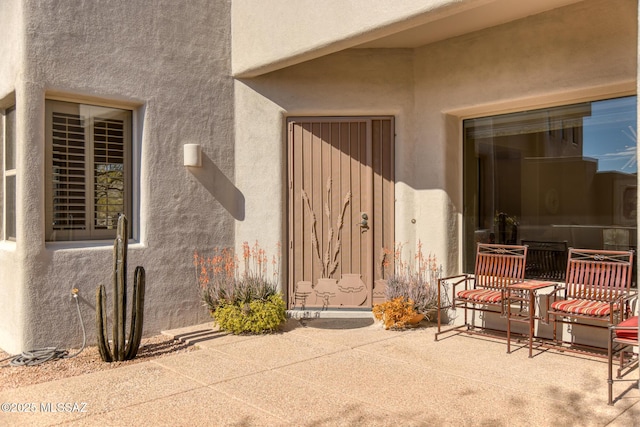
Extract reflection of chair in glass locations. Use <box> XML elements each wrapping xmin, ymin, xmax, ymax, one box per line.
<box><xmin>603</xmin><ymin>228</ymin><xmax>630</xmax><ymax>251</ymax></box>
<box><xmin>521</xmin><ymin>240</ymin><xmax>568</xmax><ymax>281</ymax></box>
<box><xmin>496</xmin><ymin>213</ymin><xmax>518</xmax><ymax>244</ymax></box>
<box><xmin>607</xmin><ymin>316</ymin><xmax>638</xmax><ymax>405</ymax></box>
<box><xmin>436</xmin><ymin>243</ymin><xmax>528</xmax><ymax>340</ymax></box>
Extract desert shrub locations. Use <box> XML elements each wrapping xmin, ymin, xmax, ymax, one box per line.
<box><xmin>194</xmin><ymin>242</ymin><xmax>285</xmax><ymax>334</ymax></box>
<box><xmin>377</xmin><ymin>241</ymin><xmax>442</xmax><ymax>322</ymax></box>
<box><xmin>372</xmin><ymin>296</ymin><xmax>418</xmax><ymax>330</ymax></box>
<box><xmin>212</xmin><ymin>295</ymin><xmax>286</xmax><ymax>334</ymax></box>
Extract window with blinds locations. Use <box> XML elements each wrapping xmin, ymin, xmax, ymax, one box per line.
<box><xmin>51</xmin><ymin>111</ymin><xmax>87</xmax><ymax>231</ymax></box>
<box><xmin>46</xmin><ymin>100</ymin><xmax>131</xmax><ymax>241</ymax></box>
<box><xmin>94</xmin><ymin>117</ymin><xmax>125</xmax><ymax>230</ymax></box>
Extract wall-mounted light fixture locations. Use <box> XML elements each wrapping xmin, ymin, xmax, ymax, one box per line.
<box><xmin>183</xmin><ymin>144</ymin><xmax>202</xmax><ymax>167</ymax></box>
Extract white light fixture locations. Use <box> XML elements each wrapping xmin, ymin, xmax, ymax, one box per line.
<box><xmin>183</xmin><ymin>144</ymin><xmax>202</xmax><ymax>167</ymax></box>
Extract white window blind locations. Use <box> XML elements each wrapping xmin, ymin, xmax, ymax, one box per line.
<box><xmin>46</xmin><ymin>101</ymin><xmax>131</xmax><ymax>241</ymax></box>
<box><xmin>51</xmin><ymin>111</ymin><xmax>87</xmax><ymax>231</ymax></box>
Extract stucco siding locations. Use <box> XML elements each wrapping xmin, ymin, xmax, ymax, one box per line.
<box><xmin>231</xmin><ymin>0</ymin><xmax>583</xmax><ymax>77</ymax></box>
<box><xmin>235</xmin><ymin>0</ymin><xmax>637</xmax><ymax>295</ymax></box>
<box><xmin>0</xmin><ymin>0</ymin><xmax>23</xmax><ymax>354</ymax></box>
<box><xmin>3</xmin><ymin>0</ymin><xmax>235</xmax><ymax>352</ymax></box>
<box><xmin>0</xmin><ymin>242</ymin><xmax>20</xmax><ymax>353</ymax></box>
<box><xmin>0</xmin><ymin>0</ymin><xmax>637</xmax><ymax>352</ymax></box>
<box><xmin>0</xmin><ymin>0</ymin><xmax>21</xmax><ymax>100</ymax></box>
<box><xmin>235</xmin><ymin>49</ymin><xmax>416</xmax><ymax>279</ymax></box>
<box><xmin>412</xmin><ymin>0</ymin><xmax>637</xmax><ymax>275</ymax></box>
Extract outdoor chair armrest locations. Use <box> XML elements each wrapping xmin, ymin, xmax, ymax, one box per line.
<box><xmin>616</xmin><ymin>292</ymin><xmax>638</xmax><ymax>319</ymax></box>
<box><xmin>547</xmin><ymin>283</ymin><xmax>565</xmax><ymax>297</ymax></box>
<box><xmin>608</xmin><ymin>292</ymin><xmax>633</xmax><ymax>306</ymax></box>
<box><xmin>437</xmin><ymin>274</ymin><xmax>471</xmax><ymax>310</ymax></box>
<box><xmin>620</xmin><ymin>290</ymin><xmax>637</xmax><ymax>304</ymax></box>
<box><xmin>438</xmin><ymin>273</ymin><xmax>470</xmax><ymax>282</ymax></box>
<box><xmin>439</xmin><ymin>274</ymin><xmax>473</xmax><ymax>293</ymax></box>
<box><xmin>545</xmin><ymin>284</ymin><xmax>565</xmax><ymax>321</ymax></box>
<box><xmin>622</xmin><ymin>291</ymin><xmax>638</xmax><ymax>319</ymax></box>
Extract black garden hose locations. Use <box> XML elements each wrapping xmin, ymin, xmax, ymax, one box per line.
<box><xmin>0</xmin><ymin>291</ymin><xmax>86</xmax><ymax>367</ymax></box>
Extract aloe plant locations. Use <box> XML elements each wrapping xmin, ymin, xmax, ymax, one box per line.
<box><xmin>96</xmin><ymin>215</ymin><xmax>146</xmax><ymax>362</ymax></box>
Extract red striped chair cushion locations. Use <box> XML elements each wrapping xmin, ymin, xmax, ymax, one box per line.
<box><xmin>615</xmin><ymin>316</ymin><xmax>638</xmax><ymax>341</ymax></box>
<box><xmin>457</xmin><ymin>289</ymin><xmax>503</xmax><ymax>303</ymax></box>
<box><xmin>551</xmin><ymin>299</ymin><xmax>618</xmax><ymax>317</ymax></box>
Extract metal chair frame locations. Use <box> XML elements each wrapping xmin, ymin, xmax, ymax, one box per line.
<box><xmin>436</xmin><ymin>243</ymin><xmax>528</xmax><ymax>341</ymax></box>
<box><xmin>547</xmin><ymin>248</ymin><xmax>635</xmax><ymax>351</ymax></box>
<box><xmin>607</xmin><ymin>316</ymin><xmax>638</xmax><ymax>405</ymax></box>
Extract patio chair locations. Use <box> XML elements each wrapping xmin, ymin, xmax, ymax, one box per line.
<box><xmin>436</xmin><ymin>243</ymin><xmax>528</xmax><ymax>340</ymax></box>
<box><xmin>547</xmin><ymin>248</ymin><xmax>634</xmax><ymax>350</ymax></box>
<box><xmin>521</xmin><ymin>240</ymin><xmax>568</xmax><ymax>281</ymax></box>
<box><xmin>607</xmin><ymin>315</ymin><xmax>638</xmax><ymax>405</ymax></box>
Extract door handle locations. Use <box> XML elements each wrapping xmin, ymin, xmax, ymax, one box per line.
<box><xmin>357</xmin><ymin>213</ymin><xmax>369</xmax><ymax>231</ymax></box>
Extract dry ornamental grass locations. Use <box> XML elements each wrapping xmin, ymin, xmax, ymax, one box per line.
<box><xmin>0</xmin><ymin>334</ymin><xmax>197</xmax><ymax>392</ymax></box>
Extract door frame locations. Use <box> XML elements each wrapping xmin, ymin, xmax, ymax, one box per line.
<box><xmin>286</xmin><ymin>116</ymin><xmax>395</xmax><ymax>310</ymax></box>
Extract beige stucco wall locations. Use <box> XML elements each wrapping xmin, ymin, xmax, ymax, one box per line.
<box><xmin>1</xmin><ymin>0</ymin><xmax>637</xmax><ymax>352</ymax></box>
<box><xmin>413</xmin><ymin>0</ymin><xmax>637</xmax><ymax>274</ymax></box>
<box><xmin>231</xmin><ymin>0</ymin><xmax>451</xmax><ymax>76</ymax></box>
<box><xmin>0</xmin><ymin>0</ymin><xmax>235</xmax><ymax>354</ymax></box>
<box><xmin>236</xmin><ymin>0</ymin><xmax>637</xmax><ymax>323</ymax></box>
<box><xmin>231</xmin><ymin>0</ymin><xmax>583</xmax><ymax>77</ymax></box>
<box><xmin>0</xmin><ymin>0</ymin><xmax>24</xmax><ymax>353</ymax></box>
<box><xmin>0</xmin><ymin>0</ymin><xmax>21</xmax><ymax>98</ymax></box>
<box><xmin>235</xmin><ymin>48</ymin><xmax>416</xmax><ymax>256</ymax></box>
<box><xmin>414</xmin><ymin>0</ymin><xmax>637</xmax><ymax>336</ymax></box>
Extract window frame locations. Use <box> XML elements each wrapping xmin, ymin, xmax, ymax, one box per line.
<box><xmin>461</xmin><ymin>94</ymin><xmax>637</xmax><ymax>273</ymax></box>
<box><xmin>45</xmin><ymin>99</ymin><xmax>132</xmax><ymax>242</ymax></box>
<box><xmin>3</xmin><ymin>105</ymin><xmax>16</xmax><ymax>241</ymax></box>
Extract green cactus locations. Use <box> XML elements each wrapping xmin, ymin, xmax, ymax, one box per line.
<box><xmin>96</xmin><ymin>215</ymin><xmax>146</xmax><ymax>362</ymax></box>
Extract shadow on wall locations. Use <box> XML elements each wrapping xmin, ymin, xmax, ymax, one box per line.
<box><xmin>188</xmin><ymin>153</ymin><xmax>245</xmax><ymax>221</ymax></box>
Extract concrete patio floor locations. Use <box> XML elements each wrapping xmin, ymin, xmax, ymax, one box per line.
<box><xmin>0</xmin><ymin>318</ymin><xmax>638</xmax><ymax>426</ymax></box>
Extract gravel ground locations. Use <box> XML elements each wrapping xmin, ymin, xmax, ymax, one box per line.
<box><xmin>0</xmin><ymin>334</ymin><xmax>198</xmax><ymax>392</ymax></box>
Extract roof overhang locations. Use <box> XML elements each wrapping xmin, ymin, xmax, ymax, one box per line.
<box><xmin>232</xmin><ymin>0</ymin><xmax>584</xmax><ymax>78</ymax></box>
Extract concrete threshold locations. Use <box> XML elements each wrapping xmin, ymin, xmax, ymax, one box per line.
<box><xmin>287</xmin><ymin>309</ymin><xmax>374</xmax><ymax>319</ymax></box>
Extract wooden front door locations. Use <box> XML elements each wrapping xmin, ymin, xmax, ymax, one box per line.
<box><xmin>288</xmin><ymin>117</ymin><xmax>394</xmax><ymax>309</ymax></box>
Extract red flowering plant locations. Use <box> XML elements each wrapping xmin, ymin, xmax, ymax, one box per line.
<box><xmin>193</xmin><ymin>242</ymin><xmax>285</xmax><ymax>334</ymax></box>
